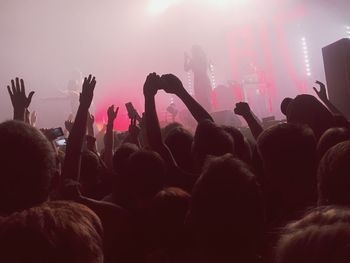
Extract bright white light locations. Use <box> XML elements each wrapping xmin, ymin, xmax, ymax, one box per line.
<box><xmin>301</xmin><ymin>37</ymin><xmax>311</xmax><ymax>77</ymax></box>
<box><xmin>148</xmin><ymin>0</ymin><xmax>183</xmax><ymax>15</ymax></box>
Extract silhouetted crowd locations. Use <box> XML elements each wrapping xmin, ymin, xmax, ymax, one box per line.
<box><xmin>1</xmin><ymin>72</ymin><xmax>350</xmax><ymax>263</ymax></box>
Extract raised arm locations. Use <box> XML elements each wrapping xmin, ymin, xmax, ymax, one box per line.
<box><xmin>7</xmin><ymin>78</ymin><xmax>35</xmax><ymax>121</ymax></box>
<box><xmin>313</xmin><ymin>80</ymin><xmax>343</xmax><ymax>116</ymax></box>
<box><xmin>86</xmin><ymin>112</ymin><xmax>95</xmax><ymax>137</ymax></box>
<box><xmin>123</xmin><ymin>117</ymin><xmax>141</xmax><ymax>147</ymax></box>
<box><xmin>103</xmin><ymin>105</ymin><xmax>119</xmax><ymax>171</ymax></box>
<box><xmin>234</xmin><ymin>102</ymin><xmax>263</xmax><ymax>140</ymax></box>
<box><xmin>144</xmin><ymin>73</ymin><xmax>177</xmax><ymax>167</ymax></box>
<box><xmin>62</xmin><ymin>75</ymin><xmax>96</xmax><ymax>181</ymax></box>
<box><xmin>161</xmin><ymin>74</ymin><xmax>213</xmax><ymax>123</ymax></box>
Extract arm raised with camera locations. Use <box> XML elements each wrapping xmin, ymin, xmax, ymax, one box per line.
<box><xmin>103</xmin><ymin>105</ymin><xmax>119</xmax><ymax>171</ymax></box>
<box><xmin>123</xmin><ymin>117</ymin><xmax>141</xmax><ymax>147</ymax></box>
<box><xmin>62</xmin><ymin>75</ymin><xmax>96</xmax><ymax>182</ymax></box>
<box><xmin>161</xmin><ymin>74</ymin><xmax>213</xmax><ymax>123</ymax></box>
<box><xmin>144</xmin><ymin>73</ymin><xmax>177</xmax><ymax>167</ymax></box>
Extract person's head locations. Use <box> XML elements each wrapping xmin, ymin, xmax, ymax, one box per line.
<box><xmin>124</xmin><ymin>150</ymin><xmax>166</xmax><ymax>211</ymax></box>
<box><xmin>0</xmin><ymin>201</ymin><xmax>103</xmax><ymax>263</ymax></box>
<box><xmin>317</xmin><ymin>127</ymin><xmax>350</xmax><ymax>161</ymax></box>
<box><xmin>111</xmin><ymin>143</ymin><xmax>139</xmax><ymax>206</ymax></box>
<box><xmin>280</xmin><ymin>97</ymin><xmax>293</xmax><ymax>116</ymax></box>
<box><xmin>257</xmin><ymin>123</ymin><xmax>317</xmax><ymax>194</ymax></box>
<box><xmin>148</xmin><ymin>187</ymin><xmax>191</xmax><ymax>249</ymax></box>
<box><xmin>113</xmin><ymin>143</ymin><xmax>139</xmax><ymax>176</ymax></box>
<box><xmin>222</xmin><ymin>125</ymin><xmax>251</xmax><ymax>163</ymax></box>
<box><xmin>79</xmin><ymin>150</ymin><xmax>101</xmax><ymax>196</ymax></box>
<box><xmin>0</xmin><ymin>121</ymin><xmax>56</xmax><ymax>214</ymax></box>
<box><xmin>165</xmin><ymin>126</ymin><xmax>194</xmax><ymax>172</ymax></box>
<box><xmin>276</xmin><ymin>206</ymin><xmax>350</xmax><ymax>263</ymax></box>
<box><xmin>318</xmin><ymin>141</ymin><xmax>350</xmax><ymax>206</ymax></box>
<box><xmin>192</xmin><ymin>120</ymin><xmax>234</xmax><ymax>173</ymax></box>
<box><xmin>161</xmin><ymin>122</ymin><xmax>183</xmax><ymax>139</ymax></box>
<box><xmin>189</xmin><ymin>154</ymin><xmax>264</xmax><ymax>260</ymax></box>
<box><xmin>287</xmin><ymin>94</ymin><xmax>334</xmax><ymax>139</ymax></box>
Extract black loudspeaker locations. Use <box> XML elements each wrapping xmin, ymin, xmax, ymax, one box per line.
<box><xmin>322</xmin><ymin>38</ymin><xmax>350</xmax><ymax>119</ymax></box>
<box><xmin>211</xmin><ymin>110</ymin><xmax>242</xmax><ymax>127</ymax></box>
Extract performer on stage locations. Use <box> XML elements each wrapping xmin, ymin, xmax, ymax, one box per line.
<box><xmin>184</xmin><ymin>45</ymin><xmax>213</xmax><ymax>112</ymax></box>
<box><xmin>41</xmin><ymin>70</ymin><xmax>83</xmax><ymax>116</ymax></box>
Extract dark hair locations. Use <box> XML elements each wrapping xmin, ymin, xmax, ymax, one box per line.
<box><xmin>0</xmin><ymin>201</ymin><xmax>103</xmax><ymax>263</ymax></box>
<box><xmin>222</xmin><ymin>125</ymin><xmax>251</xmax><ymax>163</ymax></box>
<box><xmin>287</xmin><ymin>94</ymin><xmax>334</xmax><ymax>139</ymax></box>
<box><xmin>192</xmin><ymin>120</ymin><xmax>234</xmax><ymax>172</ymax></box>
<box><xmin>280</xmin><ymin>97</ymin><xmax>293</xmax><ymax>116</ymax></box>
<box><xmin>318</xmin><ymin>141</ymin><xmax>350</xmax><ymax>206</ymax></box>
<box><xmin>165</xmin><ymin>127</ymin><xmax>194</xmax><ymax>172</ymax></box>
<box><xmin>317</xmin><ymin>127</ymin><xmax>350</xmax><ymax>160</ymax></box>
<box><xmin>189</xmin><ymin>154</ymin><xmax>264</xmax><ymax>260</ymax></box>
<box><xmin>112</xmin><ymin>143</ymin><xmax>139</xmax><ymax>175</ymax></box>
<box><xmin>276</xmin><ymin>206</ymin><xmax>350</xmax><ymax>263</ymax></box>
<box><xmin>257</xmin><ymin>123</ymin><xmax>317</xmax><ymax>225</ymax></box>
<box><xmin>257</xmin><ymin>123</ymin><xmax>316</xmax><ymax>188</ymax></box>
<box><xmin>0</xmin><ymin>121</ymin><xmax>55</xmax><ymax>214</ymax></box>
<box><xmin>148</xmin><ymin>187</ymin><xmax>191</xmax><ymax>249</ymax></box>
<box><xmin>124</xmin><ymin>150</ymin><xmax>166</xmax><ymax>211</ymax></box>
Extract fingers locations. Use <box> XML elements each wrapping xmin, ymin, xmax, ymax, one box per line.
<box><xmin>87</xmin><ymin>74</ymin><xmax>92</xmax><ymax>83</ymax></box>
<box><xmin>312</xmin><ymin>87</ymin><xmax>319</xmax><ymax>94</ymax></box>
<box><xmin>20</xmin><ymin>79</ymin><xmax>25</xmax><ymax>93</ymax></box>
<box><xmin>27</xmin><ymin>91</ymin><xmax>35</xmax><ymax>104</ymax></box>
<box><xmin>15</xmin><ymin>78</ymin><xmax>20</xmax><ymax>93</ymax></box>
<box><xmin>90</xmin><ymin>76</ymin><xmax>96</xmax><ymax>89</ymax></box>
<box><xmin>11</xmin><ymin>79</ymin><xmax>16</xmax><ymax>94</ymax></box>
<box><xmin>115</xmin><ymin>106</ymin><xmax>119</xmax><ymax>116</ymax></box>
<box><xmin>7</xmin><ymin>86</ymin><xmax>13</xmax><ymax>98</ymax></box>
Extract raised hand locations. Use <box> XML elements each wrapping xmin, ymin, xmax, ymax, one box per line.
<box><xmin>128</xmin><ymin>116</ymin><xmax>140</xmax><ymax>138</ymax></box>
<box><xmin>7</xmin><ymin>78</ymin><xmax>35</xmax><ymax>121</ymax></box>
<box><xmin>313</xmin><ymin>80</ymin><xmax>328</xmax><ymax>102</ymax></box>
<box><xmin>160</xmin><ymin>74</ymin><xmax>186</xmax><ymax>96</ymax></box>
<box><xmin>143</xmin><ymin>72</ymin><xmax>161</xmax><ymax>98</ymax></box>
<box><xmin>107</xmin><ymin>105</ymin><xmax>119</xmax><ymax>124</ymax></box>
<box><xmin>79</xmin><ymin>75</ymin><xmax>96</xmax><ymax>109</ymax></box>
<box><xmin>234</xmin><ymin>102</ymin><xmax>251</xmax><ymax>117</ymax></box>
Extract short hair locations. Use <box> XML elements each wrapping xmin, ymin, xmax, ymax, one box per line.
<box><xmin>125</xmin><ymin>150</ymin><xmax>165</xmax><ymax>208</ymax></box>
<box><xmin>317</xmin><ymin>127</ymin><xmax>350</xmax><ymax>160</ymax></box>
<box><xmin>112</xmin><ymin>143</ymin><xmax>139</xmax><ymax>175</ymax></box>
<box><xmin>287</xmin><ymin>94</ymin><xmax>334</xmax><ymax>139</ymax></box>
<box><xmin>0</xmin><ymin>201</ymin><xmax>104</xmax><ymax>263</ymax></box>
<box><xmin>189</xmin><ymin>154</ymin><xmax>264</xmax><ymax>257</ymax></box>
<box><xmin>192</xmin><ymin>120</ymin><xmax>234</xmax><ymax>172</ymax></box>
<box><xmin>222</xmin><ymin>125</ymin><xmax>248</xmax><ymax>161</ymax></box>
<box><xmin>0</xmin><ymin>121</ymin><xmax>56</xmax><ymax>214</ymax></box>
<box><xmin>318</xmin><ymin>141</ymin><xmax>350</xmax><ymax>206</ymax></box>
<box><xmin>165</xmin><ymin>126</ymin><xmax>194</xmax><ymax>172</ymax></box>
<box><xmin>276</xmin><ymin>206</ymin><xmax>350</xmax><ymax>263</ymax></box>
<box><xmin>257</xmin><ymin>123</ymin><xmax>316</xmax><ymax>185</ymax></box>
<box><xmin>280</xmin><ymin>97</ymin><xmax>293</xmax><ymax>116</ymax></box>
<box><xmin>80</xmin><ymin>150</ymin><xmax>101</xmax><ymax>183</ymax></box>
<box><xmin>148</xmin><ymin>187</ymin><xmax>191</xmax><ymax>248</ymax></box>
